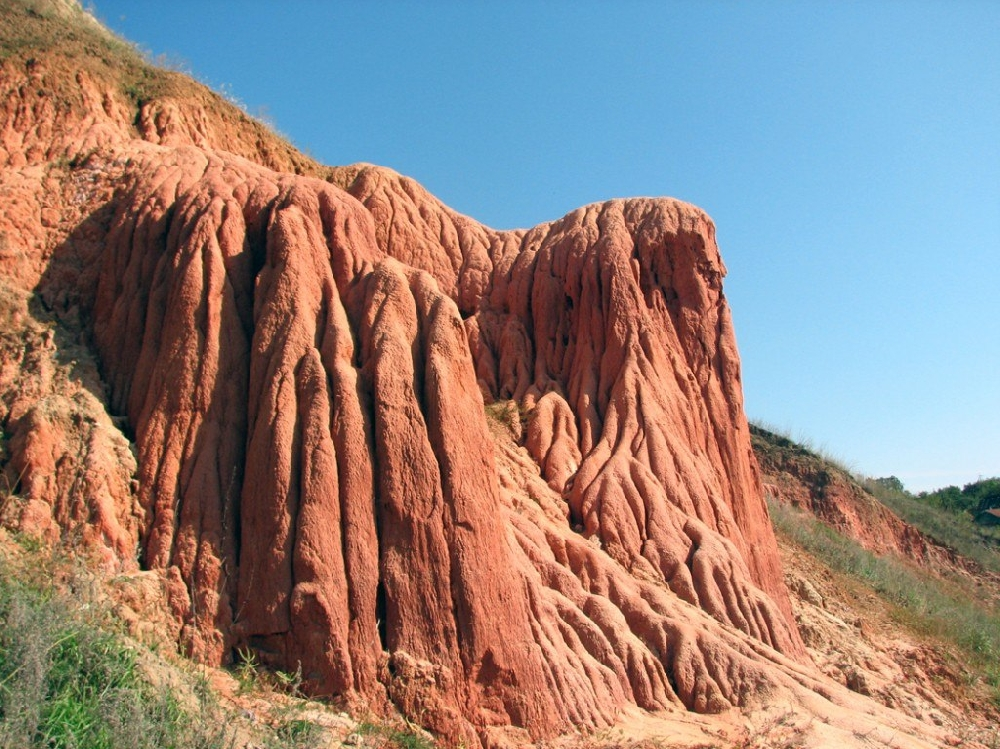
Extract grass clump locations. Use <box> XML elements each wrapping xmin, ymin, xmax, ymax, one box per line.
<box><xmin>273</xmin><ymin>718</ymin><xmax>321</xmax><ymax>746</ymax></box>
<box><xmin>356</xmin><ymin>719</ymin><xmax>435</xmax><ymax>749</ymax></box>
<box><xmin>232</xmin><ymin>644</ymin><xmax>304</xmax><ymax>702</ymax></box>
<box><xmin>484</xmin><ymin>399</ymin><xmax>529</xmax><ymax>439</ymax></box>
<box><xmin>769</xmin><ymin>499</ymin><xmax>1000</xmax><ymax>704</ymax></box>
<box><xmin>0</xmin><ymin>543</ymin><xmax>332</xmax><ymax>748</ymax></box>
<box><xmin>0</xmin><ymin>551</ymin><xmax>230</xmax><ymax>749</ymax></box>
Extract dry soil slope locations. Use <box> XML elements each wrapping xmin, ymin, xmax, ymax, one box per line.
<box><xmin>752</xmin><ymin>423</ymin><xmax>994</xmax><ymax>577</ymax></box>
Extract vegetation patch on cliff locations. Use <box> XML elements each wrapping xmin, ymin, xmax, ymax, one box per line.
<box><xmin>0</xmin><ymin>534</ymin><xmax>361</xmax><ymax>749</ymax></box>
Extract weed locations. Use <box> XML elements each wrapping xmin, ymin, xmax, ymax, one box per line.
<box><xmin>270</xmin><ymin>717</ymin><xmax>321</xmax><ymax>749</ymax></box>
<box><xmin>357</xmin><ymin>718</ymin><xmax>436</xmax><ymax>749</ymax></box>
<box><xmin>731</xmin><ymin>708</ymin><xmax>805</xmax><ymax>749</ymax></box>
<box><xmin>272</xmin><ymin>662</ymin><xmax>304</xmax><ymax>697</ymax></box>
<box><xmin>234</xmin><ymin>645</ymin><xmax>260</xmax><ymax>693</ymax></box>
<box><xmin>484</xmin><ymin>399</ymin><xmax>518</xmax><ymax>423</ymax></box>
<box><xmin>231</xmin><ymin>645</ymin><xmax>307</xmax><ymax>702</ymax></box>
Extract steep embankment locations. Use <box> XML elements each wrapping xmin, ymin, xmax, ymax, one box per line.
<box><xmin>753</xmin><ymin>425</ymin><xmax>1000</xmax><ymax>745</ymax></box>
<box><xmin>752</xmin><ymin>423</ymin><xmax>994</xmax><ymax>578</ymax></box>
<box><xmin>0</xmin><ymin>3</ymin><xmax>976</xmax><ymax>748</ymax></box>
<box><xmin>752</xmin><ymin>424</ymin><xmax>929</xmax><ymax>555</ymax></box>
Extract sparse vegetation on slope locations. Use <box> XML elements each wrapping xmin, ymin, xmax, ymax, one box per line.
<box><xmin>750</xmin><ymin>420</ymin><xmax>858</xmax><ymax>477</ymax></box>
<box><xmin>753</xmin><ymin>423</ymin><xmax>1000</xmax><ymax>711</ymax></box>
<box><xmin>0</xmin><ymin>0</ymin><xmax>177</xmax><ymax>105</ymax></box>
<box><xmin>768</xmin><ymin>491</ymin><xmax>1000</xmax><ymax>708</ymax></box>
<box><xmin>0</xmin><ymin>0</ymin><xmax>322</xmax><ymax>175</ymax></box>
<box><xmin>354</xmin><ymin>719</ymin><xmax>436</xmax><ymax>749</ymax></box>
<box><xmin>0</xmin><ymin>544</ymin><xmax>228</xmax><ymax>748</ymax></box>
<box><xmin>864</xmin><ymin>477</ymin><xmax>1000</xmax><ymax>575</ymax></box>
<box><xmin>0</xmin><ymin>536</ymin><xmax>353</xmax><ymax>749</ymax></box>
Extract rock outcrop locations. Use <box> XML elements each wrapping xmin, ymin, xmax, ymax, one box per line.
<box><xmin>0</xmin><ymin>3</ymin><xmax>812</xmax><ymax>746</ymax></box>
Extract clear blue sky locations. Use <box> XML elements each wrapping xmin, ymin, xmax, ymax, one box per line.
<box><xmin>91</xmin><ymin>1</ymin><xmax>999</xmax><ymax>493</ymax></box>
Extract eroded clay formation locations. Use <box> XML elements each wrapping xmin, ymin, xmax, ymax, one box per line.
<box><xmin>1</xmin><ymin>38</ymin><xmax>809</xmax><ymax>748</ymax></box>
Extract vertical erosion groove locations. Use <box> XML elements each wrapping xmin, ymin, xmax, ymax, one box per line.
<box><xmin>82</xmin><ymin>153</ymin><xmax>805</xmax><ymax>746</ymax></box>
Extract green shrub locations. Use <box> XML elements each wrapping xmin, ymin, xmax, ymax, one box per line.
<box><xmin>897</xmin><ymin>477</ymin><xmax>1000</xmax><ymax>518</ymax></box>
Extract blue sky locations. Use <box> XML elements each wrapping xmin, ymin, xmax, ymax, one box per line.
<box><xmin>92</xmin><ymin>1</ymin><xmax>999</xmax><ymax>493</ymax></box>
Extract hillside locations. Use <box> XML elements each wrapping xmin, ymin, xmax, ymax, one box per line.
<box><xmin>0</xmin><ymin>2</ymin><xmax>996</xmax><ymax>748</ymax></box>
<box><xmin>754</xmin><ymin>424</ymin><xmax>1000</xmax><ymax>737</ymax></box>
<box><xmin>753</xmin><ymin>423</ymin><xmax>1000</xmax><ymax>585</ymax></box>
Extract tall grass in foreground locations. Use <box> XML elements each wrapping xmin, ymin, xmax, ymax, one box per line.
<box><xmin>0</xmin><ymin>552</ymin><xmax>231</xmax><ymax>749</ymax></box>
<box><xmin>769</xmin><ymin>499</ymin><xmax>1000</xmax><ymax>703</ymax></box>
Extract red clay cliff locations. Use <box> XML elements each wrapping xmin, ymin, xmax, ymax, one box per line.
<box><xmin>0</xmin><ymin>6</ymin><xmax>809</xmax><ymax>747</ymax></box>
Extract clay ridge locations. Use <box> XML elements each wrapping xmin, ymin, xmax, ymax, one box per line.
<box><xmin>0</xmin><ymin>24</ymin><xmax>808</xmax><ymax>746</ymax></box>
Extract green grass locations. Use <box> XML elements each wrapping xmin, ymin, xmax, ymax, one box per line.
<box><xmin>356</xmin><ymin>719</ymin><xmax>436</xmax><ymax>749</ymax></box>
<box><xmin>769</xmin><ymin>499</ymin><xmax>1000</xmax><ymax>704</ymax></box>
<box><xmin>0</xmin><ymin>553</ymin><xmax>231</xmax><ymax>748</ymax></box>
<box><xmin>0</xmin><ymin>543</ymin><xmax>337</xmax><ymax>748</ymax></box>
<box><xmin>273</xmin><ymin>718</ymin><xmax>320</xmax><ymax>745</ymax></box>
<box><xmin>0</xmin><ymin>0</ymin><xmax>174</xmax><ymax>103</ymax></box>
